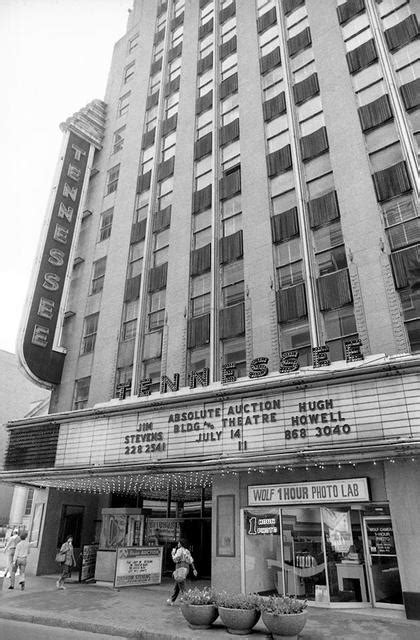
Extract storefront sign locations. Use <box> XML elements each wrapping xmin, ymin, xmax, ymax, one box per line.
<box><xmin>80</xmin><ymin>544</ymin><xmax>98</xmax><ymax>582</ymax></box>
<box><xmin>366</xmin><ymin>521</ymin><xmax>396</xmax><ymax>555</ymax></box>
<box><xmin>248</xmin><ymin>479</ymin><xmax>370</xmax><ymax>506</ymax></box>
<box><xmin>114</xmin><ymin>546</ymin><xmax>163</xmax><ymax>588</ymax></box>
<box><xmin>245</xmin><ymin>512</ymin><xmax>280</xmax><ymax>535</ymax></box>
<box><xmin>19</xmin><ymin>130</ymin><xmax>91</xmax><ymax>386</ymax></box>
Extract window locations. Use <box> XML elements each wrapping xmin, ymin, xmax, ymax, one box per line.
<box><xmin>122</xmin><ymin>301</ymin><xmax>138</xmax><ymax>341</ymax></box>
<box><xmin>257</xmin><ymin>0</ymin><xmax>275</xmax><ymax>16</ymax></box>
<box><xmin>223</xmin><ymin>212</ymin><xmax>242</xmax><ymax>236</ymax></box>
<box><xmin>188</xmin><ymin>345</ymin><xmax>210</xmax><ymax>372</ymax></box>
<box><xmin>222</xmin><ymin>337</ymin><xmax>246</xmax><ymax>378</ymax></box>
<box><xmin>165</xmin><ymin>93</ymin><xmax>179</xmax><ymax>120</ymax></box>
<box><xmin>149</xmin><ymin>72</ymin><xmax>161</xmax><ymax>95</ymax></box>
<box><xmin>81</xmin><ymin>313</ymin><xmax>99</xmax><ymax>354</ymax></box>
<box><xmin>128</xmin><ymin>242</ymin><xmax>144</xmax><ymax>278</ymax></box>
<box><xmin>172</xmin><ymin>25</ymin><xmax>183</xmax><ymax>47</ymax></box>
<box><xmin>113</xmin><ymin>126</ymin><xmax>126</xmax><ymax>154</ymax></box>
<box><xmin>324</xmin><ymin>306</ymin><xmax>358</xmax><ymax>361</ymax></box>
<box><xmin>200</xmin><ymin>33</ymin><xmax>213</xmax><ymax>57</ymax></box>
<box><xmin>73</xmin><ymin>377</ymin><xmax>90</xmax><ymax>410</ymax></box>
<box><xmin>316</xmin><ymin>245</ymin><xmax>347</xmax><ymax>275</ymax></box>
<box><xmin>191</xmin><ymin>272</ymin><xmax>211</xmax><ymax>299</ymax></box>
<box><xmin>106</xmin><ymin>164</ymin><xmax>120</xmax><ymax>195</ymax></box>
<box><xmin>195</xmin><ymin>155</ymin><xmax>213</xmax><ymax>190</ymax></box>
<box><xmin>115</xmin><ymin>365</ymin><xmax>133</xmax><ymax>396</ymax></box>
<box><xmin>118</xmin><ymin>92</ymin><xmax>130</xmax><ymax>117</ymax></box>
<box><xmin>128</xmin><ymin>33</ymin><xmax>139</xmax><ymax>53</ymax></box>
<box><xmin>91</xmin><ymin>257</ymin><xmax>106</xmax><ymax>294</ymax></box>
<box><xmin>142</xmin><ymin>356</ymin><xmax>162</xmax><ymax>393</ymax></box>
<box><xmin>145</xmin><ymin>105</ymin><xmax>158</xmax><ymax>132</ymax></box>
<box><xmin>194</xmin><ymin>226</ymin><xmax>212</xmax><ymax>249</ymax></box>
<box><xmin>149</xmin><ymin>290</ymin><xmax>166</xmax><ymax>330</ymax></box>
<box><xmin>98</xmin><ymin>209</ymin><xmax>113</xmax><ymax>242</ymax></box>
<box><xmin>192</xmin><ymin>292</ymin><xmax>211</xmax><ymax>316</ymax></box>
<box><xmin>169</xmin><ymin>57</ymin><xmax>182</xmax><ymax>82</ymax></box>
<box><xmin>154</xmin><ymin>40</ymin><xmax>164</xmax><ymax>62</ymax></box>
<box><xmin>281</xmin><ymin>321</ymin><xmax>312</xmax><ymax>366</ymax></box>
<box><xmin>277</xmin><ymin>260</ymin><xmax>304</xmax><ymax>287</ymax></box>
<box><xmin>259</xmin><ymin>25</ymin><xmax>279</xmax><ymax>57</ymax></box>
<box><xmin>221</xmin><ymin>54</ymin><xmax>237</xmax><ymax>81</ymax></box>
<box><xmin>124</xmin><ymin>61</ymin><xmax>135</xmax><ymax>83</ymax></box>
<box><xmin>201</xmin><ymin>2</ymin><xmax>214</xmax><ymax>25</ymax></box>
<box><xmin>197</xmin><ymin>110</ymin><xmax>213</xmax><ymax>137</ymax></box>
<box><xmin>221</xmin><ymin>16</ymin><xmax>236</xmax><ymax>41</ymax></box>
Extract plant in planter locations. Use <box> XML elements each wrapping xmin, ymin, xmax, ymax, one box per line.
<box><xmin>215</xmin><ymin>591</ymin><xmax>261</xmax><ymax>635</ymax></box>
<box><xmin>258</xmin><ymin>595</ymin><xmax>308</xmax><ymax>640</ymax></box>
<box><xmin>180</xmin><ymin>587</ymin><xmax>219</xmax><ymax>630</ymax></box>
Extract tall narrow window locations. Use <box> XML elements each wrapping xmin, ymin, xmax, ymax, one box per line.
<box><xmin>90</xmin><ymin>257</ymin><xmax>107</xmax><ymax>295</ymax></box>
<box><xmin>106</xmin><ymin>165</ymin><xmax>120</xmax><ymax>195</ymax></box>
<box><xmin>81</xmin><ymin>314</ymin><xmax>99</xmax><ymax>354</ymax></box>
<box><xmin>113</xmin><ymin>126</ymin><xmax>126</xmax><ymax>154</ymax></box>
<box><xmin>99</xmin><ymin>209</ymin><xmax>113</xmax><ymax>241</ymax></box>
<box><xmin>73</xmin><ymin>377</ymin><xmax>91</xmax><ymax>410</ymax></box>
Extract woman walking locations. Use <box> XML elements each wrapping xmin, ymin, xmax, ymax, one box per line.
<box><xmin>56</xmin><ymin>535</ymin><xmax>76</xmax><ymax>589</ymax></box>
<box><xmin>167</xmin><ymin>538</ymin><xmax>197</xmax><ymax>605</ymax></box>
<box><xmin>9</xmin><ymin>531</ymin><xmax>30</xmax><ymax>590</ymax></box>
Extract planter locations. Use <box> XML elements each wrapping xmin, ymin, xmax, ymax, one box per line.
<box><xmin>180</xmin><ymin>603</ymin><xmax>218</xmax><ymax>629</ymax></box>
<box><xmin>218</xmin><ymin>606</ymin><xmax>260</xmax><ymax>635</ymax></box>
<box><xmin>261</xmin><ymin>609</ymin><xmax>308</xmax><ymax>640</ymax></box>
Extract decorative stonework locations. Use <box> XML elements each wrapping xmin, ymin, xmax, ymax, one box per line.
<box><xmin>269</xmin><ymin>285</ymin><xmax>280</xmax><ymax>371</ymax></box>
<box><xmin>60</xmin><ymin>99</ymin><xmax>107</xmax><ymax>149</ymax></box>
<box><xmin>245</xmin><ymin>295</ymin><xmax>254</xmax><ymax>368</ymax></box>
<box><xmin>348</xmin><ymin>262</ymin><xmax>371</xmax><ymax>356</ymax></box>
<box><xmin>380</xmin><ymin>252</ymin><xmax>411</xmax><ymax>354</ymax></box>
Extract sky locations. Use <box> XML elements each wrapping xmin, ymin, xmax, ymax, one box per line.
<box><xmin>0</xmin><ymin>0</ymin><xmax>133</xmax><ymax>354</ymax></box>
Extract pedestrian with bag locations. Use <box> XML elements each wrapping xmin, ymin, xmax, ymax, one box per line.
<box><xmin>56</xmin><ymin>535</ymin><xmax>76</xmax><ymax>589</ymax></box>
<box><xmin>4</xmin><ymin>528</ymin><xmax>20</xmax><ymax>580</ymax></box>
<box><xmin>9</xmin><ymin>531</ymin><xmax>30</xmax><ymax>590</ymax></box>
<box><xmin>167</xmin><ymin>538</ymin><xmax>197</xmax><ymax>606</ymax></box>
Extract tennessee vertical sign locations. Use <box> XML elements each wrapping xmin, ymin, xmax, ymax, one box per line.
<box><xmin>19</xmin><ymin>126</ymin><xmax>93</xmax><ymax>385</ymax></box>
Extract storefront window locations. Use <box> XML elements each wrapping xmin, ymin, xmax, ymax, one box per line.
<box><xmin>243</xmin><ymin>505</ymin><xmax>372</xmax><ymax>605</ymax></box>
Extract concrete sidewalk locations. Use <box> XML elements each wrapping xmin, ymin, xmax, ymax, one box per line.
<box><xmin>1</xmin><ymin>574</ymin><xmax>420</xmax><ymax>639</ymax></box>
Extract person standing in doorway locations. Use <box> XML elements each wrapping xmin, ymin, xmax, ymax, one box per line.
<box><xmin>167</xmin><ymin>538</ymin><xmax>197</xmax><ymax>606</ymax></box>
<box><xmin>4</xmin><ymin>529</ymin><xmax>20</xmax><ymax>580</ymax></box>
<box><xmin>56</xmin><ymin>535</ymin><xmax>76</xmax><ymax>590</ymax></box>
<box><xmin>9</xmin><ymin>531</ymin><xmax>30</xmax><ymax>590</ymax></box>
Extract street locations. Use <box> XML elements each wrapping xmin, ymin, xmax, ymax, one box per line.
<box><xmin>0</xmin><ymin>619</ymin><xmax>129</xmax><ymax>640</ymax></box>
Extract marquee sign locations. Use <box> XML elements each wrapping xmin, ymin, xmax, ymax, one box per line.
<box><xmin>18</xmin><ymin>102</ymin><xmax>105</xmax><ymax>387</ymax></box>
<box><xmin>53</xmin><ymin>371</ymin><xmax>420</xmax><ymax>469</ymax></box>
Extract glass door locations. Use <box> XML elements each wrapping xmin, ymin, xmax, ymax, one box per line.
<box><xmin>363</xmin><ymin>517</ymin><xmax>403</xmax><ymax>608</ymax></box>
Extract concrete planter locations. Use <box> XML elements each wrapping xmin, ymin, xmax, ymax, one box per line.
<box><xmin>218</xmin><ymin>606</ymin><xmax>260</xmax><ymax>635</ymax></box>
<box><xmin>180</xmin><ymin>603</ymin><xmax>219</xmax><ymax>629</ymax></box>
<box><xmin>261</xmin><ymin>609</ymin><xmax>308</xmax><ymax>640</ymax></box>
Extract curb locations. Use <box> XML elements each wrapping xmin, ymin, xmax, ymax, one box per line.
<box><xmin>0</xmin><ymin>608</ymin><xmax>212</xmax><ymax>640</ymax></box>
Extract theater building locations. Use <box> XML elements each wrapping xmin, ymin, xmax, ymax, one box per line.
<box><xmin>2</xmin><ymin>0</ymin><xmax>420</xmax><ymax>619</ymax></box>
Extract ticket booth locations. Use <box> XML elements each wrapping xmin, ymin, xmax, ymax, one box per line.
<box><xmin>94</xmin><ymin>508</ymin><xmax>144</xmax><ymax>583</ymax></box>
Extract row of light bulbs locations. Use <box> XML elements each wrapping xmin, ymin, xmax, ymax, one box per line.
<box><xmin>49</xmin><ymin>455</ymin><xmax>418</xmax><ymax>495</ymax></box>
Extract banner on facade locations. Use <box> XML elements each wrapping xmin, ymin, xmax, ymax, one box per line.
<box><xmin>248</xmin><ymin>478</ymin><xmax>370</xmax><ymax>506</ymax></box>
<box><xmin>114</xmin><ymin>546</ymin><xmax>163</xmax><ymax>588</ymax></box>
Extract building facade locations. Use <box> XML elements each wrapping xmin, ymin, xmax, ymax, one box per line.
<box><xmin>2</xmin><ymin>0</ymin><xmax>420</xmax><ymax>618</ymax></box>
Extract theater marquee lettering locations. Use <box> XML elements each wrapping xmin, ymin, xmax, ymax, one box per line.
<box><xmin>54</xmin><ymin>373</ymin><xmax>420</xmax><ymax>468</ymax></box>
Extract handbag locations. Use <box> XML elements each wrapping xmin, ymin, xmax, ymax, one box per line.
<box><xmin>55</xmin><ymin>551</ymin><xmax>66</xmax><ymax>563</ymax></box>
<box><xmin>172</xmin><ymin>566</ymin><xmax>188</xmax><ymax>582</ymax></box>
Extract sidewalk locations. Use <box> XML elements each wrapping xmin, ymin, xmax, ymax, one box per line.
<box><xmin>1</xmin><ymin>574</ymin><xmax>420</xmax><ymax>639</ymax></box>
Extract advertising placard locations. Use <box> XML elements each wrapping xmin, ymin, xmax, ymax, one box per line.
<box><xmin>245</xmin><ymin>511</ymin><xmax>280</xmax><ymax>535</ymax></box>
<box><xmin>248</xmin><ymin>478</ymin><xmax>370</xmax><ymax>506</ymax></box>
<box><xmin>80</xmin><ymin>544</ymin><xmax>98</xmax><ymax>582</ymax></box>
<box><xmin>114</xmin><ymin>546</ymin><xmax>163</xmax><ymax>588</ymax></box>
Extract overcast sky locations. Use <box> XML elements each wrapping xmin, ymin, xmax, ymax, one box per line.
<box><xmin>0</xmin><ymin>0</ymin><xmax>132</xmax><ymax>354</ymax></box>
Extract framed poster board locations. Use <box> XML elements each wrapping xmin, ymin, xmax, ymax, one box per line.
<box><xmin>80</xmin><ymin>544</ymin><xmax>98</xmax><ymax>582</ymax></box>
<box><xmin>217</xmin><ymin>495</ymin><xmax>235</xmax><ymax>557</ymax></box>
<box><xmin>114</xmin><ymin>546</ymin><xmax>163</xmax><ymax>588</ymax></box>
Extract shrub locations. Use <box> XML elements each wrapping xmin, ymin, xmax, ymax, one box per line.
<box><xmin>258</xmin><ymin>595</ymin><xmax>308</xmax><ymax>615</ymax></box>
<box><xmin>182</xmin><ymin>587</ymin><xmax>217</xmax><ymax>605</ymax></box>
<box><xmin>216</xmin><ymin>591</ymin><xmax>259</xmax><ymax>610</ymax></box>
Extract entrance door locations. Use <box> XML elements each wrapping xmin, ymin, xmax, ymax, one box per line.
<box><xmin>363</xmin><ymin>517</ymin><xmax>403</xmax><ymax>608</ymax></box>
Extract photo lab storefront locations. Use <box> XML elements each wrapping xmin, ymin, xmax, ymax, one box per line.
<box><xmin>241</xmin><ymin>477</ymin><xmax>403</xmax><ymax>610</ymax></box>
